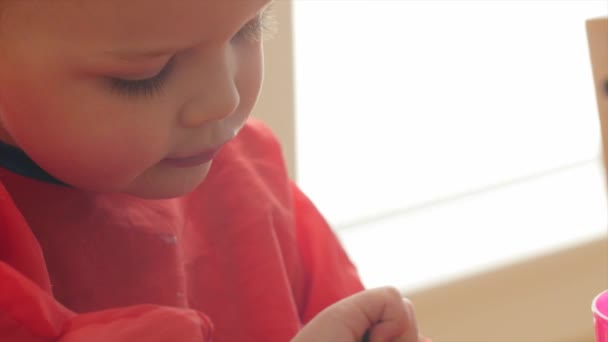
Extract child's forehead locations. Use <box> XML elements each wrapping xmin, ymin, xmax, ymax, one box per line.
<box><xmin>3</xmin><ymin>0</ymin><xmax>272</xmax><ymax>51</ymax></box>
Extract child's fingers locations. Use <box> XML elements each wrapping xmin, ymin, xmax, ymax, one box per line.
<box><xmin>292</xmin><ymin>287</ymin><xmax>421</xmax><ymax>342</ymax></box>
<box><xmin>367</xmin><ymin>297</ymin><xmax>419</xmax><ymax>342</ymax></box>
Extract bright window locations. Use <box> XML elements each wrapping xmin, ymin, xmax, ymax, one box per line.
<box><xmin>293</xmin><ymin>0</ymin><xmax>608</xmax><ymax>289</ymax></box>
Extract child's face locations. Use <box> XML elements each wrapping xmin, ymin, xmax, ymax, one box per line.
<box><xmin>0</xmin><ymin>0</ymin><xmax>271</xmax><ymax>198</ymax></box>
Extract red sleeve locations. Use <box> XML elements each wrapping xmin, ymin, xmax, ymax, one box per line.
<box><xmin>0</xmin><ymin>262</ymin><xmax>214</xmax><ymax>342</ymax></box>
<box><xmin>292</xmin><ymin>183</ymin><xmax>365</xmax><ymax>323</ymax></box>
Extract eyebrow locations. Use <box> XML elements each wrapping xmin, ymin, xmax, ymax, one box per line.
<box><xmin>105</xmin><ymin>1</ymin><xmax>274</xmax><ymax>61</ymax></box>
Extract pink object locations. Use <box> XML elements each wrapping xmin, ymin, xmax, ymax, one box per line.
<box><xmin>593</xmin><ymin>290</ymin><xmax>608</xmax><ymax>342</ymax></box>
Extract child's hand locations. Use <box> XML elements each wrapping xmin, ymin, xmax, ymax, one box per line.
<box><xmin>291</xmin><ymin>287</ymin><xmax>426</xmax><ymax>342</ymax></box>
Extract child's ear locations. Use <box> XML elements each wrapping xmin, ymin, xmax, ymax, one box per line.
<box><xmin>586</xmin><ymin>16</ymin><xmax>608</xmax><ymax>186</ymax></box>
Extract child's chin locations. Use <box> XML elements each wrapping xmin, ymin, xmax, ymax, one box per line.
<box><xmin>124</xmin><ymin>163</ymin><xmax>212</xmax><ymax>199</ymax></box>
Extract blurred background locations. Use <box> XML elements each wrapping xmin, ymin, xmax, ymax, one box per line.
<box><xmin>253</xmin><ymin>1</ymin><xmax>608</xmax><ymax>340</ymax></box>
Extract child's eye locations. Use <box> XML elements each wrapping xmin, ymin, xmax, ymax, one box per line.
<box><xmin>233</xmin><ymin>9</ymin><xmax>277</xmax><ymax>43</ymax></box>
<box><xmin>109</xmin><ymin>58</ymin><xmax>175</xmax><ymax>98</ymax></box>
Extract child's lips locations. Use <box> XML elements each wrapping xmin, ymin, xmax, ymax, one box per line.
<box><xmin>163</xmin><ymin>144</ymin><xmax>225</xmax><ymax>168</ymax></box>
<box><xmin>163</xmin><ymin>118</ymin><xmax>242</xmax><ymax>168</ymax></box>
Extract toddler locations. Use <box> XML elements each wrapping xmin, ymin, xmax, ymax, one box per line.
<box><xmin>0</xmin><ymin>0</ymin><xmax>425</xmax><ymax>341</ymax></box>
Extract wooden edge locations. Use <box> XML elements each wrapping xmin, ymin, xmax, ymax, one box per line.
<box><xmin>586</xmin><ymin>17</ymin><xmax>608</xmax><ymax>185</ymax></box>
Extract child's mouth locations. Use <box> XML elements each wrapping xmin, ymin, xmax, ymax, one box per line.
<box><xmin>162</xmin><ymin>145</ymin><xmax>223</xmax><ymax>168</ymax></box>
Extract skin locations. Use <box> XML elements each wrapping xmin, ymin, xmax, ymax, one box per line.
<box><xmin>293</xmin><ymin>287</ymin><xmax>425</xmax><ymax>342</ymax></box>
<box><xmin>0</xmin><ymin>0</ymin><xmax>269</xmax><ymax>198</ymax></box>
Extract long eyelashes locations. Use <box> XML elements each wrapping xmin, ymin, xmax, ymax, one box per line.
<box><xmin>109</xmin><ymin>57</ymin><xmax>175</xmax><ymax>98</ymax></box>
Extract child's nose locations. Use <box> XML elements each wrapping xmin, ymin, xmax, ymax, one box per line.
<box><xmin>178</xmin><ymin>58</ymin><xmax>241</xmax><ymax>128</ymax></box>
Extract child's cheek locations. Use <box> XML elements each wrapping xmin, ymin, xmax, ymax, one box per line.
<box><xmin>23</xmin><ymin>122</ymin><xmax>165</xmax><ymax>193</ymax></box>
